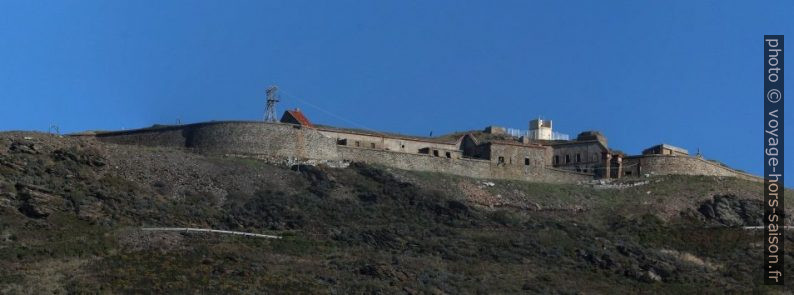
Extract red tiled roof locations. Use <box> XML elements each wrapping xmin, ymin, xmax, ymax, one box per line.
<box><xmin>284</xmin><ymin>109</ymin><xmax>313</xmax><ymax>127</ymax></box>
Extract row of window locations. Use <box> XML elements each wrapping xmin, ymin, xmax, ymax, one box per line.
<box><xmin>338</xmin><ymin>139</ymin><xmax>379</xmax><ymax>149</ymax></box>
<box><xmin>497</xmin><ymin>156</ymin><xmax>533</xmax><ymax>166</ymax></box>
<box><xmin>339</xmin><ymin>138</ymin><xmax>458</xmax><ymax>159</ymax></box>
<box><xmin>340</xmin><ymin>138</ymin><xmax>603</xmax><ymax>168</ymax></box>
<box><xmin>553</xmin><ymin>153</ymin><xmax>600</xmax><ymax>165</ymax></box>
<box><xmin>432</xmin><ymin>150</ymin><xmax>452</xmax><ymax>158</ymax></box>
<box><xmin>357</xmin><ymin>142</ymin><xmax>376</xmax><ymax>148</ymax></box>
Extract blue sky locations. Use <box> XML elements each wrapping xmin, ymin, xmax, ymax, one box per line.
<box><xmin>0</xmin><ymin>1</ymin><xmax>791</xmax><ymax>184</ymax></box>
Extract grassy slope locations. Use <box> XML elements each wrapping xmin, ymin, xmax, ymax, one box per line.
<box><xmin>0</xmin><ymin>132</ymin><xmax>791</xmax><ymax>294</ymax></box>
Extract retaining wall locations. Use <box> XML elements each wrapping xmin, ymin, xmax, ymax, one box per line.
<box><xmin>337</xmin><ymin>146</ymin><xmax>591</xmax><ymax>183</ymax></box>
<box><xmin>539</xmin><ymin>167</ymin><xmax>595</xmax><ymax>183</ymax></box>
<box><xmin>623</xmin><ymin>155</ymin><xmax>762</xmax><ymax>183</ymax></box>
<box><xmin>337</xmin><ymin>146</ymin><xmax>490</xmax><ymax>179</ymax></box>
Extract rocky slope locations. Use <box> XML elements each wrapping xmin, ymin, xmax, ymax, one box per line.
<box><xmin>0</xmin><ymin>132</ymin><xmax>791</xmax><ymax>293</ymax></box>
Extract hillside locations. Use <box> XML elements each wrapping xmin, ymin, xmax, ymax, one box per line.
<box><xmin>0</xmin><ymin>132</ymin><xmax>791</xmax><ymax>293</ymax></box>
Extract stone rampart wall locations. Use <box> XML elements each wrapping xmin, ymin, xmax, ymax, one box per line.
<box><xmin>337</xmin><ymin>146</ymin><xmax>490</xmax><ymax>179</ymax></box>
<box><xmin>185</xmin><ymin>122</ymin><xmax>338</xmax><ymax>160</ymax></box>
<box><xmin>317</xmin><ymin>129</ymin><xmax>460</xmax><ymax>154</ymax></box>
<box><xmin>623</xmin><ymin>155</ymin><xmax>762</xmax><ymax>182</ymax></box>
<box><xmin>95</xmin><ymin>126</ymin><xmax>188</xmax><ymax>148</ymax></box>
<box><xmin>93</xmin><ymin>121</ymin><xmax>755</xmax><ymax>183</ymax></box>
<box><xmin>538</xmin><ymin>167</ymin><xmax>595</xmax><ymax>183</ymax></box>
<box><xmin>337</xmin><ymin>145</ymin><xmax>592</xmax><ymax>183</ymax></box>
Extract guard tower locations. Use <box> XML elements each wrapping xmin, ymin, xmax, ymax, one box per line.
<box><xmin>529</xmin><ymin>118</ymin><xmax>553</xmax><ymax>140</ymax></box>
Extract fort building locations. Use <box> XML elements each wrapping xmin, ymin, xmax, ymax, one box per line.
<box><xmin>87</xmin><ymin>108</ymin><xmax>761</xmax><ymax>184</ymax></box>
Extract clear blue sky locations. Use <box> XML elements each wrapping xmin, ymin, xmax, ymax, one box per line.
<box><xmin>1</xmin><ymin>1</ymin><xmax>792</xmax><ymax>184</ymax></box>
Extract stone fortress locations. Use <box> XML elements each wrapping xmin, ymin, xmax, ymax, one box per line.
<box><xmin>86</xmin><ymin>106</ymin><xmax>761</xmax><ymax>184</ymax></box>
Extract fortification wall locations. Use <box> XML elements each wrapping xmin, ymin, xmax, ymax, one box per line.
<box><xmin>186</xmin><ymin>122</ymin><xmax>338</xmax><ymax>160</ymax></box>
<box><xmin>337</xmin><ymin>145</ymin><xmax>592</xmax><ymax>183</ymax></box>
<box><xmin>91</xmin><ymin>121</ymin><xmax>596</xmax><ymax>183</ymax></box>
<box><xmin>337</xmin><ymin>146</ymin><xmax>490</xmax><ymax>179</ymax></box>
<box><xmin>537</xmin><ymin>168</ymin><xmax>594</xmax><ymax>183</ymax></box>
<box><xmin>317</xmin><ymin>129</ymin><xmax>459</xmax><ymax>154</ymax></box>
<box><xmin>95</xmin><ymin>126</ymin><xmax>188</xmax><ymax>148</ymax></box>
<box><xmin>487</xmin><ymin>165</ymin><xmax>592</xmax><ymax>183</ymax></box>
<box><xmin>487</xmin><ymin>143</ymin><xmax>549</xmax><ymax>166</ymax></box>
<box><xmin>94</xmin><ymin>122</ymin><xmax>338</xmax><ymax>160</ymax></box>
<box><xmin>623</xmin><ymin>155</ymin><xmax>762</xmax><ymax>182</ymax></box>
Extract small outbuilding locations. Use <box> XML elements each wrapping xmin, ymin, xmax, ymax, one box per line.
<box><xmin>280</xmin><ymin>108</ymin><xmax>313</xmax><ymax>127</ymax></box>
<box><xmin>642</xmin><ymin>144</ymin><xmax>689</xmax><ymax>156</ymax></box>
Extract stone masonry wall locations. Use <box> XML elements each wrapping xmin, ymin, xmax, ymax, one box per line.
<box><xmin>317</xmin><ymin>129</ymin><xmax>460</xmax><ymax>154</ymax></box>
<box><xmin>337</xmin><ymin>146</ymin><xmax>491</xmax><ymax>179</ymax></box>
<box><xmin>337</xmin><ymin>146</ymin><xmax>592</xmax><ymax>183</ymax></box>
<box><xmin>551</xmin><ymin>141</ymin><xmax>606</xmax><ymax>173</ymax></box>
<box><xmin>92</xmin><ymin>121</ymin><xmax>593</xmax><ymax>183</ymax></box>
<box><xmin>487</xmin><ymin>143</ymin><xmax>548</xmax><ymax>167</ymax></box>
<box><xmin>186</xmin><ymin>122</ymin><xmax>338</xmax><ymax>160</ymax></box>
<box><xmin>622</xmin><ymin>155</ymin><xmax>762</xmax><ymax>183</ymax></box>
<box><xmin>95</xmin><ymin>126</ymin><xmax>188</xmax><ymax>148</ymax></box>
<box><xmin>96</xmin><ymin>122</ymin><xmax>338</xmax><ymax>161</ymax></box>
<box><xmin>92</xmin><ymin>122</ymin><xmax>763</xmax><ymax>183</ymax></box>
<box><xmin>538</xmin><ymin>168</ymin><xmax>595</xmax><ymax>183</ymax></box>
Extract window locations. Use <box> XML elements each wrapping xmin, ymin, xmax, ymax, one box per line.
<box><xmin>433</xmin><ymin>150</ymin><xmax>439</xmax><ymax>157</ymax></box>
<box><xmin>445</xmin><ymin>152</ymin><xmax>451</xmax><ymax>158</ymax></box>
<box><xmin>554</xmin><ymin>155</ymin><xmax>560</xmax><ymax>165</ymax></box>
<box><xmin>565</xmin><ymin>155</ymin><xmax>571</xmax><ymax>164</ymax></box>
<box><xmin>593</xmin><ymin>154</ymin><xmax>598</xmax><ymax>162</ymax></box>
<box><xmin>355</xmin><ymin>141</ymin><xmax>360</xmax><ymax>147</ymax></box>
<box><xmin>576</xmin><ymin>153</ymin><xmax>581</xmax><ymax>163</ymax></box>
<box><xmin>401</xmin><ymin>145</ymin><xmax>405</xmax><ymax>149</ymax></box>
<box><xmin>498</xmin><ymin>156</ymin><xmax>505</xmax><ymax>164</ymax></box>
<box><xmin>625</xmin><ymin>171</ymin><xmax>632</xmax><ymax>176</ymax></box>
<box><xmin>524</xmin><ymin>158</ymin><xmax>530</xmax><ymax>165</ymax></box>
<box><xmin>370</xmin><ymin>143</ymin><xmax>376</xmax><ymax>148</ymax></box>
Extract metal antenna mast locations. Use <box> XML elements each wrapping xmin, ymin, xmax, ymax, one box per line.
<box><xmin>264</xmin><ymin>85</ymin><xmax>280</xmax><ymax>122</ymax></box>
